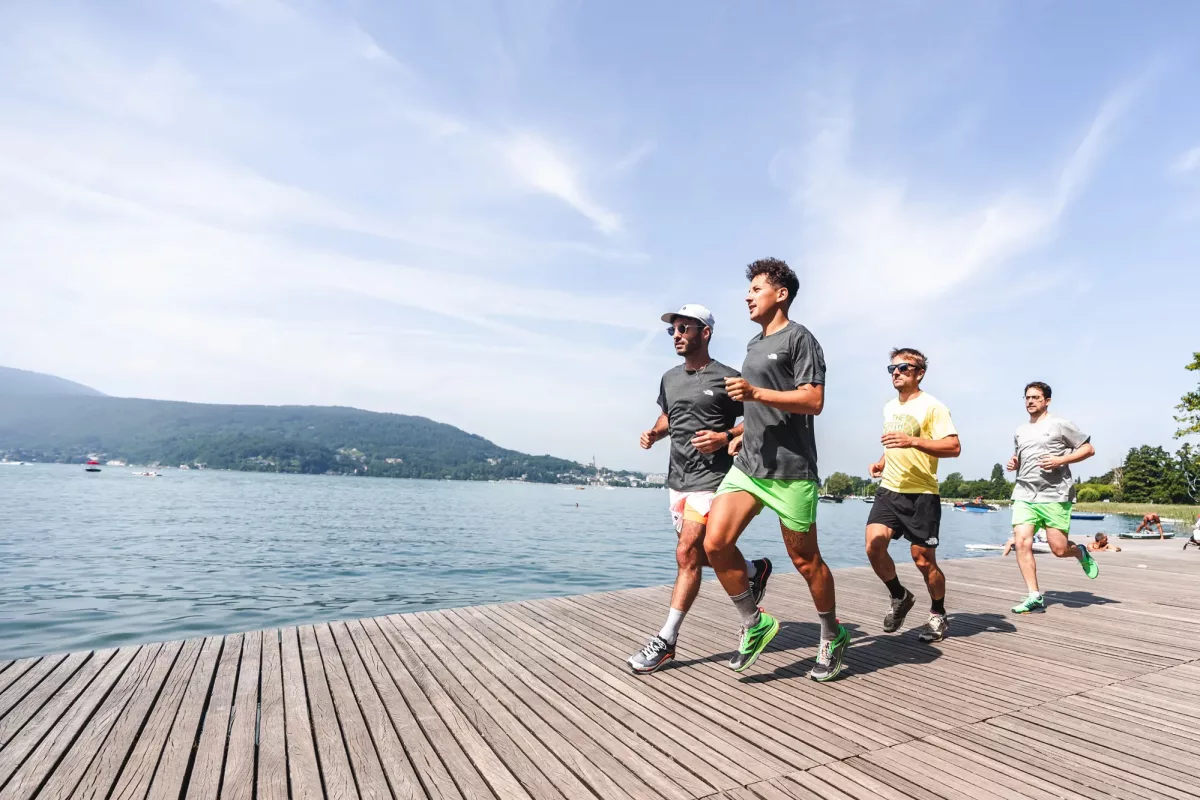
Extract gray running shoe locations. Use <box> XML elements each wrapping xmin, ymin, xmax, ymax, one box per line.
<box><xmin>749</xmin><ymin>558</ymin><xmax>773</xmax><ymax>605</ymax></box>
<box><xmin>882</xmin><ymin>589</ymin><xmax>916</xmax><ymax>633</ymax></box>
<box><xmin>917</xmin><ymin>613</ymin><xmax>949</xmax><ymax>643</ymax></box>
<box><xmin>808</xmin><ymin>624</ymin><xmax>850</xmax><ymax>682</ymax></box>
<box><xmin>627</xmin><ymin>635</ymin><xmax>674</xmax><ymax>674</ymax></box>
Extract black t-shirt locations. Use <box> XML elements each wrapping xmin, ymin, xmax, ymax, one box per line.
<box><xmin>734</xmin><ymin>322</ymin><xmax>825</xmax><ymax>482</ymax></box>
<box><xmin>657</xmin><ymin>361</ymin><xmax>743</xmax><ymax>491</ymax></box>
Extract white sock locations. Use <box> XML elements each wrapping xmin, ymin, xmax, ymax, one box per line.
<box><xmin>1029</xmin><ymin>590</ymin><xmax>1043</xmax><ymax>600</ymax></box>
<box><xmin>745</xmin><ymin>559</ymin><xmax>757</xmax><ymax>579</ymax></box>
<box><xmin>659</xmin><ymin>608</ymin><xmax>685</xmax><ymax>644</ymax></box>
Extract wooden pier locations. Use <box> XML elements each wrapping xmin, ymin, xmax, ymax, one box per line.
<box><xmin>1</xmin><ymin>543</ymin><xmax>1198</xmax><ymax>799</ymax></box>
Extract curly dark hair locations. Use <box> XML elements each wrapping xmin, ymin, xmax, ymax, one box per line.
<box><xmin>746</xmin><ymin>258</ymin><xmax>799</xmax><ymax>308</ymax></box>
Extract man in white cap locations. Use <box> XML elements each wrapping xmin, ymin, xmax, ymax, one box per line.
<box><xmin>627</xmin><ymin>304</ymin><xmax>771</xmax><ymax>674</ymax></box>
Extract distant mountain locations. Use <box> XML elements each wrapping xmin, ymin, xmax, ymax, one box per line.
<box><xmin>0</xmin><ymin>366</ymin><xmax>105</xmax><ymax>397</ymax></box>
<box><xmin>0</xmin><ymin>368</ymin><xmax>642</xmax><ymax>484</ymax></box>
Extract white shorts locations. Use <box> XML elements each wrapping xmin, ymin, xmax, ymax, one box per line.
<box><xmin>668</xmin><ymin>489</ymin><xmax>715</xmax><ymax>533</ymax></box>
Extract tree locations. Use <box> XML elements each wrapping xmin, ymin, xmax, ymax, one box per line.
<box><xmin>939</xmin><ymin>472</ymin><xmax>965</xmax><ymax>498</ymax></box>
<box><xmin>1178</xmin><ymin>443</ymin><xmax>1200</xmax><ymax>503</ymax></box>
<box><xmin>1121</xmin><ymin>445</ymin><xmax>1189</xmax><ymax>504</ymax></box>
<box><xmin>1175</xmin><ymin>352</ymin><xmax>1200</xmax><ymax>438</ymax></box>
<box><xmin>824</xmin><ymin>472</ymin><xmax>855</xmax><ymax>497</ymax></box>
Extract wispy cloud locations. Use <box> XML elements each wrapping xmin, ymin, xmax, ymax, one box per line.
<box><xmin>1172</xmin><ymin>146</ymin><xmax>1200</xmax><ymax>175</ymax></box>
<box><xmin>503</xmin><ymin>133</ymin><xmax>624</xmax><ymax>234</ymax></box>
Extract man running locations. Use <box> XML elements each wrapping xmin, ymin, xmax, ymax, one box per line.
<box><xmin>627</xmin><ymin>304</ymin><xmax>771</xmax><ymax>674</ymax></box>
<box><xmin>865</xmin><ymin>348</ymin><xmax>961</xmax><ymax>643</ymax></box>
<box><xmin>704</xmin><ymin>257</ymin><xmax>849</xmax><ymax>681</ymax></box>
<box><xmin>1007</xmin><ymin>381</ymin><xmax>1099</xmax><ymax>614</ymax></box>
<box><xmin>1135</xmin><ymin>513</ymin><xmax>1166</xmax><ymax>539</ymax></box>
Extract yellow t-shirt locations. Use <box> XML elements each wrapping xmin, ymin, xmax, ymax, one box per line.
<box><xmin>881</xmin><ymin>391</ymin><xmax>958</xmax><ymax>495</ymax></box>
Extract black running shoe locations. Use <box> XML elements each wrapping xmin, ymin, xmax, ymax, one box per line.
<box><xmin>749</xmin><ymin>558</ymin><xmax>773</xmax><ymax>606</ymax></box>
<box><xmin>882</xmin><ymin>589</ymin><xmax>915</xmax><ymax>633</ymax></box>
<box><xmin>627</xmin><ymin>635</ymin><xmax>675</xmax><ymax>674</ymax></box>
<box><xmin>917</xmin><ymin>613</ymin><xmax>949</xmax><ymax>643</ymax></box>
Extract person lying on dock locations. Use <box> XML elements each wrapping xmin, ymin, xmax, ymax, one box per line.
<box><xmin>1135</xmin><ymin>513</ymin><xmax>1165</xmax><ymax>539</ymax></box>
<box><xmin>1086</xmin><ymin>533</ymin><xmax>1121</xmax><ymax>552</ymax></box>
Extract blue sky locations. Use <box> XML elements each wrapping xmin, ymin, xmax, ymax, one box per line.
<box><xmin>1</xmin><ymin>0</ymin><xmax>1197</xmax><ymax>480</ymax></box>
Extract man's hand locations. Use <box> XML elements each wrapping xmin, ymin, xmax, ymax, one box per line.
<box><xmin>691</xmin><ymin>430</ymin><xmax>728</xmax><ymax>455</ymax></box>
<box><xmin>639</xmin><ymin>430</ymin><xmax>658</xmax><ymax>450</ymax></box>
<box><xmin>869</xmin><ymin>460</ymin><xmax>885</xmax><ymax>479</ymax></box>
<box><xmin>728</xmin><ymin>434</ymin><xmax>743</xmax><ymax>457</ymax></box>
<box><xmin>881</xmin><ymin>432</ymin><xmax>917</xmax><ymax>449</ymax></box>
<box><xmin>724</xmin><ymin>377</ymin><xmax>758</xmax><ymax>403</ymax></box>
<box><xmin>1006</xmin><ymin>455</ymin><xmax>1019</xmax><ymax>472</ymax></box>
<box><xmin>1038</xmin><ymin>454</ymin><xmax>1063</xmax><ymax>471</ymax></box>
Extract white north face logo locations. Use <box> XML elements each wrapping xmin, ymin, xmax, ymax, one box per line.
<box><xmin>703</xmin><ymin>389</ymin><xmax>714</xmax><ymax>396</ymax></box>
<box><xmin>767</xmin><ymin>353</ymin><xmax>778</xmax><ymax>360</ymax></box>
<box><xmin>927</xmin><ymin>537</ymin><xmax>939</xmax><ymax>546</ymax></box>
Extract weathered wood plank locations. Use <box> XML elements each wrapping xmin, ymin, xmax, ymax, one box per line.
<box><xmin>69</xmin><ymin>640</ymin><xmax>184</xmax><ymax>799</ymax></box>
<box><xmin>220</xmin><ymin>630</ymin><xmax>261</xmax><ymax>800</ymax></box>
<box><xmin>281</xmin><ymin>626</ymin><xmax>323</xmax><ymax>800</ymax></box>
<box><xmin>256</xmin><ymin>630</ymin><xmax>288</xmax><ymax>800</ymax></box>
<box><xmin>108</xmin><ymin>637</ymin><xmax>205</xmax><ymax>800</ymax></box>
<box><xmin>0</xmin><ymin>655</ymin><xmax>66</xmax><ymax>725</ymax></box>
<box><xmin>0</xmin><ymin>652</ymin><xmax>89</xmax><ymax>749</ymax></box>
<box><xmin>0</xmin><ymin>646</ymin><xmax>139</xmax><ymax>798</ymax></box>
<box><xmin>149</xmin><ymin>636</ymin><xmax>223</xmax><ymax>798</ymax></box>
<box><xmin>184</xmin><ymin>633</ymin><xmax>242</xmax><ymax>800</ymax></box>
<box><xmin>298</xmin><ymin>624</ymin><xmax>357</xmax><ymax>799</ymax></box>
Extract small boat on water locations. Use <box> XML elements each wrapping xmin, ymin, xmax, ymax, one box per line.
<box><xmin>1118</xmin><ymin>531</ymin><xmax>1176</xmax><ymax>540</ymax></box>
<box><xmin>956</xmin><ymin>500</ymin><xmax>998</xmax><ymax>512</ymax></box>
<box><xmin>862</xmin><ymin>496</ymin><xmax>875</xmax><ymax>504</ymax></box>
<box><xmin>84</xmin><ymin>460</ymin><xmax>101</xmax><ymax>473</ymax></box>
<box><xmin>132</xmin><ymin>470</ymin><xmax>161</xmax><ymax>477</ymax></box>
<box><xmin>818</xmin><ymin>495</ymin><xmax>844</xmax><ymax>503</ymax></box>
<box><xmin>1070</xmin><ymin>513</ymin><xmax>1105</xmax><ymax>521</ymax></box>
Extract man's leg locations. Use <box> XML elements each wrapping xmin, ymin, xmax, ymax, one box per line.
<box><xmin>911</xmin><ymin>543</ymin><xmax>949</xmax><ymax>642</ymax></box>
<box><xmin>867</xmin><ymin>523</ymin><xmax>915</xmax><ymax>631</ymax></box>
<box><xmin>1011</xmin><ymin>523</ymin><xmax>1046</xmax><ymax>613</ymax></box>
<box><xmin>1044</xmin><ymin>526</ymin><xmax>1099</xmax><ymax>580</ymax></box>
<box><xmin>704</xmin><ymin>488</ymin><xmax>779</xmax><ymax>672</ymax></box>
<box><xmin>781</xmin><ymin>522</ymin><xmax>848</xmax><ymax>681</ymax></box>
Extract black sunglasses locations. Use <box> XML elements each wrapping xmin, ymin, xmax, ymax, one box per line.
<box><xmin>887</xmin><ymin>363</ymin><xmax>920</xmax><ymax>374</ymax></box>
<box><xmin>667</xmin><ymin>324</ymin><xmax>704</xmax><ymax>336</ymax></box>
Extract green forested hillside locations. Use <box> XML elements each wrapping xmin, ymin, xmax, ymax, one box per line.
<box><xmin>0</xmin><ymin>392</ymin><xmax>612</xmax><ymax>482</ymax></box>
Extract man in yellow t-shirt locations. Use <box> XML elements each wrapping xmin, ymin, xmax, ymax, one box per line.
<box><xmin>866</xmin><ymin>348</ymin><xmax>961</xmax><ymax>643</ymax></box>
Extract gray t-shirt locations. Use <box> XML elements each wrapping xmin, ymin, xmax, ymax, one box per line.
<box><xmin>734</xmin><ymin>322</ymin><xmax>825</xmax><ymax>482</ymax></box>
<box><xmin>1012</xmin><ymin>415</ymin><xmax>1091</xmax><ymax>503</ymax></box>
<box><xmin>657</xmin><ymin>361</ymin><xmax>743</xmax><ymax>492</ymax></box>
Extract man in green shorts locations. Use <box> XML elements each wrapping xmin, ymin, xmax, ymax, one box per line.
<box><xmin>1007</xmin><ymin>381</ymin><xmax>1099</xmax><ymax>613</ymax></box>
<box><xmin>704</xmin><ymin>257</ymin><xmax>849</xmax><ymax>681</ymax></box>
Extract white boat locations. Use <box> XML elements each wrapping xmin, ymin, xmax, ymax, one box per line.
<box><xmin>132</xmin><ymin>470</ymin><xmax>161</xmax><ymax>477</ymax></box>
<box><xmin>0</xmin><ymin>461</ymin><xmax>24</xmax><ymax>466</ymax></box>
<box><xmin>967</xmin><ymin>542</ymin><xmax>1051</xmax><ymax>554</ymax></box>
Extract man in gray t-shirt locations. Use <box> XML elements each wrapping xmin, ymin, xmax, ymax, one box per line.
<box><xmin>627</xmin><ymin>304</ymin><xmax>770</xmax><ymax>675</ymax></box>
<box><xmin>1006</xmin><ymin>381</ymin><xmax>1099</xmax><ymax>615</ymax></box>
<box><xmin>703</xmin><ymin>258</ymin><xmax>848</xmax><ymax>682</ymax></box>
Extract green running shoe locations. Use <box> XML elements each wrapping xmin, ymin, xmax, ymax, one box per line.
<box><xmin>1078</xmin><ymin>547</ymin><xmax>1099</xmax><ymax>579</ymax></box>
<box><xmin>1011</xmin><ymin>594</ymin><xmax>1046</xmax><ymax>614</ymax></box>
<box><xmin>729</xmin><ymin>611</ymin><xmax>779</xmax><ymax>673</ymax></box>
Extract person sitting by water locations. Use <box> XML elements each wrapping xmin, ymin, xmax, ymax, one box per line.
<box><xmin>1087</xmin><ymin>532</ymin><xmax>1121</xmax><ymax>552</ymax></box>
<box><xmin>1185</xmin><ymin>515</ymin><xmax>1200</xmax><ymax>551</ymax></box>
<box><xmin>1135</xmin><ymin>513</ymin><xmax>1166</xmax><ymax>539</ymax></box>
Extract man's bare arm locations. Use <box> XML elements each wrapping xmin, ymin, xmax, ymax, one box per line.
<box><xmin>1039</xmin><ymin>442</ymin><xmax>1095</xmax><ymax>470</ymax></box>
<box><xmin>881</xmin><ymin>433</ymin><xmax>961</xmax><ymax>458</ymax></box>
<box><xmin>640</xmin><ymin>413</ymin><xmax>669</xmax><ymax>449</ymax></box>
<box><xmin>726</xmin><ymin>379</ymin><xmax>824</xmax><ymax>415</ymax></box>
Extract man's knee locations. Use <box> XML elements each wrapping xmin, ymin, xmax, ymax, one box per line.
<box><xmin>676</xmin><ymin>538</ymin><xmax>705</xmax><ymax>570</ymax></box>
<box><xmin>865</xmin><ymin>530</ymin><xmax>891</xmax><ymax>561</ymax></box>
<box><xmin>912</xmin><ymin>548</ymin><xmax>938</xmax><ymax>573</ymax></box>
<box><xmin>1049</xmin><ymin>541</ymin><xmax>1073</xmax><ymax>557</ymax></box>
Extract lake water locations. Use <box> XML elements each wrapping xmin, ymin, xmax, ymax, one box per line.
<box><xmin>0</xmin><ymin>463</ymin><xmax>1138</xmax><ymax>659</ymax></box>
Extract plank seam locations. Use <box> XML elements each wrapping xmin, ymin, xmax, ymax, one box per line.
<box><xmin>177</xmin><ymin>638</ymin><xmax>226</xmax><ymax>800</ymax></box>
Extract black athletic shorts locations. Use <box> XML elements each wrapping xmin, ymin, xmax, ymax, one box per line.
<box><xmin>867</xmin><ymin>487</ymin><xmax>942</xmax><ymax>548</ymax></box>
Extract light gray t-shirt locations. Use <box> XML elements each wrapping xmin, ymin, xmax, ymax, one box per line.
<box><xmin>657</xmin><ymin>361</ymin><xmax>743</xmax><ymax>492</ymax></box>
<box><xmin>1012</xmin><ymin>415</ymin><xmax>1091</xmax><ymax>503</ymax></box>
<box><xmin>734</xmin><ymin>322</ymin><xmax>825</xmax><ymax>482</ymax></box>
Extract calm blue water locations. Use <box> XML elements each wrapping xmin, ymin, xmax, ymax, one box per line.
<box><xmin>0</xmin><ymin>463</ymin><xmax>1137</xmax><ymax>659</ymax></box>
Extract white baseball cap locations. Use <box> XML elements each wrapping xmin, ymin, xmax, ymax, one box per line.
<box><xmin>661</xmin><ymin>303</ymin><xmax>715</xmax><ymax>329</ymax></box>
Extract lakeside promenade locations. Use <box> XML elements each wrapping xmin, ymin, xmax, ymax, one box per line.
<box><xmin>0</xmin><ymin>543</ymin><xmax>1197</xmax><ymax>799</ymax></box>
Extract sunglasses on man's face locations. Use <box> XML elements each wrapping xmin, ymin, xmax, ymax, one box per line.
<box><xmin>667</xmin><ymin>324</ymin><xmax>703</xmax><ymax>336</ymax></box>
<box><xmin>887</xmin><ymin>363</ymin><xmax>919</xmax><ymax>374</ymax></box>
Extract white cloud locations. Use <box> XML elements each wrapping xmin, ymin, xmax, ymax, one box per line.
<box><xmin>503</xmin><ymin>133</ymin><xmax>624</xmax><ymax>235</ymax></box>
<box><xmin>1172</xmin><ymin>146</ymin><xmax>1200</xmax><ymax>175</ymax></box>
